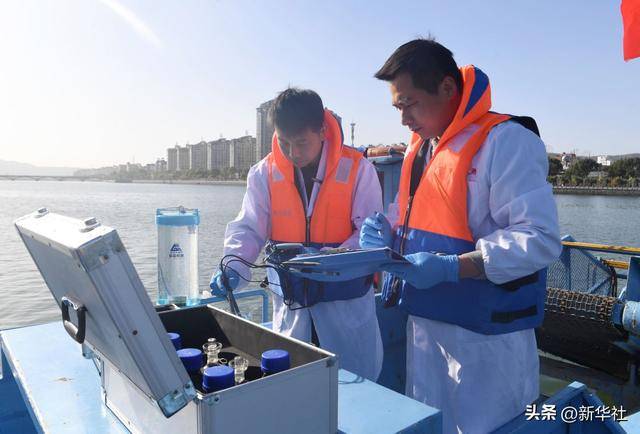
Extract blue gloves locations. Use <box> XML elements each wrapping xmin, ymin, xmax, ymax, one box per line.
<box><xmin>209</xmin><ymin>268</ymin><xmax>240</xmax><ymax>297</ymax></box>
<box><xmin>382</xmin><ymin>252</ymin><xmax>459</xmax><ymax>289</ymax></box>
<box><xmin>302</xmin><ymin>246</ymin><xmax>320</xmax><ymax>255</ymax></box>
<box><xmin>359</xmin><ymin>212</ymin><xmax>393</xmax><ymax>249</ymax></box>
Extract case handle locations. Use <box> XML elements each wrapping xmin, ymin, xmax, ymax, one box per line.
<box><xmin>61</xmin><ymin>296</ymin><xmax>87</xmax><ymax>344</ymax></box>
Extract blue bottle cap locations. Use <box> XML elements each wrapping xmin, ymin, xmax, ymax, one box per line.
<box><xmin>168</xmin><ymin>332</ymin><xmax>182</xmax><ymax>350</ymax></box>
<box><xmin>261</xmin><ymin>349</ymin><xmax>290</xmax><ymax>374</ymax></box>
<box><xmin>177</xmin><ymin>348</ymin><xmax>203</xmax><ymax>373</ymax></box>
<box><xmin>156</xmin><ymin>206</ymin><xmax>200</xmax><ymax>227</ymax></box>
<box><xmin>203</xmin><ymin>366</ymin><xmax>234</xmax><ymax>393</ymax></box>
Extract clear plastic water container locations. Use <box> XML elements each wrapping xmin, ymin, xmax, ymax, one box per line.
<box><xmin>156</xmin><ymin>206</ymin><xmax>200</xmax><ymax>306</ymax></box>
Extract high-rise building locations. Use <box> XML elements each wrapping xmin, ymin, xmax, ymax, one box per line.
<box><xmin>230</xmin><ymin>136</ymin><xmax>257</xmax><ymax>171</ymax></box>
<box><xmin>207</xmin><ymin>139</ymin><xmax>231</xmax><ymax>170</ymax></box>
<box><xmin>256</xmin><ymin>99</ymin><xmax>274</xmax><ymax>162</ymax></box>
<box><xmin>189</xmin><ymin>141</ymin><xmax>208</xmax><ymax>171</ymax></box>
<box><xmin>167</xmin><ymin>146</ymin><xmax>178</xmax><ymax>171</ymax></box>
<box><xmin>177</xmin><ymin>146</ymin><xmax>190</xmax><ymax>171</ymax></box>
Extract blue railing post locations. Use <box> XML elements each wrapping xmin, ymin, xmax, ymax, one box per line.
<box><xmin>625</xmin><ymin>257</ymin><xmax>640</xmax><ymax>302</ymax></box>
<box><xmin>199</xmin><ymin>288</ymin><xmax>270</xmax><ymax>323</ymax></box>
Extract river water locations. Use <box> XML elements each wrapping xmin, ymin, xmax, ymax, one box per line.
<box><xmin>1</xmin><ymin>180</ymin><xmax>639</xmax><ymax>329</ymax></box>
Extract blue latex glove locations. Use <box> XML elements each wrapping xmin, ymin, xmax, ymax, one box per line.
<box><xmin>359</xmin><ymin>212</ymin><xmax>393</xmax><ymax>249</ymax></box>
<box><xmin>302</xmin><ymin>246</ymin><xmax>320</xmax><ymax>255</ymax></box>
<box><xmin>382</xmin><ymin>252</ymin><xmax>459</xmax><ymax>289</ymax></box>
<box><xmin>209</xmin><ymin>268</ymin><xmax>240</xmax><ymax>297</ymax></box>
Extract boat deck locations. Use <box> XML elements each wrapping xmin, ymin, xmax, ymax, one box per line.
<box><xmin>1</xmin><ymin>321</ymin><xmax>441</xmax><ymax>433</ymax></box>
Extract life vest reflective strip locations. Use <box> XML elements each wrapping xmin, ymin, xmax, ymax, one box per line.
<box><xmin>267</xmin><ymin>109</ymin><xmax>371</xmax><ymax>306</ymax></box>
<box><xmin>389</xmin><ymin>65</ymin><xmax>546</xmax><ymax>334</ymax></box>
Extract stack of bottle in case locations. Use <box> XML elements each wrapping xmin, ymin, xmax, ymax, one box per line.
<box><xmin>168</xmin><ymin>332</ymin><xmax>291</xmax><ymax>393</ymax></box>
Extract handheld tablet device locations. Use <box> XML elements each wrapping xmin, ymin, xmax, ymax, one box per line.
<box><xmin>282</xmin><ymin>247</ymin><xmax>407</xmax><ymax>282</ymax></box>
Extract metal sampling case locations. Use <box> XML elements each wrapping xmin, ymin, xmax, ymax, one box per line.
<box><xmin>14</xmin><ymin>209</ymin><xmax>338</xmax><ymax>434</ymax></box>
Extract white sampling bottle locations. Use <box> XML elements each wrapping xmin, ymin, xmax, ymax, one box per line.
<box><xmin>156</xmin><ymin>206</ymin><xmax>200</xmax><ymax>306</ymax></box>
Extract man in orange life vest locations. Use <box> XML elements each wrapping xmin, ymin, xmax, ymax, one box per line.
<box><xmin>360</xmin><ymin>39</ymin><xmax>561</xmax><ymax>432</ymax></box>
<box><xmin>211</xmin><ymin>88</ymin><xmax>383</xmax><ymax>381</ymax></box>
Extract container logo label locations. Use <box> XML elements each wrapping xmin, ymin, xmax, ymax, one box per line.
<box><xmin>169</xmin><ymin>243</ymin><xmax>184</xmax><ymax>258</ymax></box>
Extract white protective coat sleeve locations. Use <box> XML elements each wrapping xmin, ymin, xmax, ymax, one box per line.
<box><xmin>473</xmin><ymin>122</ymin><xmax>562</xmax><ymax>284</ymax></box>
<box><xmin>337</xmin><ymin>158</ymin><xmax>383</xmax><ymax>249</ymax></box>
<box><xmin>220</xmin><ymin>160</ymin><xmax>271</xmax><ymax>289</ymax></box>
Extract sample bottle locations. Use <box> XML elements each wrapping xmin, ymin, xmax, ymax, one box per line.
<box><xmin>228</xmin><ymin>356</ymin><xmax>249</xmax><ymax>384</ymax></box>
<box><xmin>156</xmin><ymin>206</ymin><xmax>200</xmax><ymax>306</ymax></box>
<box><xmin>200</xmin><ymin>338</ymin><xmax>224</xmax><ymax>373</ymax></box>
<box><xmin>260</xmin><ymin>349</ymin><xmax>290</xmax><ymax>376</ymax></box>
<box><xmin>202</xmin><ymin>366</ymin><xmax>234</xmax><ymax>393</ymax></box>
<box><xmin>177</xmin><ymin>348</ymin><xmax>203</xmax><ymax>374</ymax></box>
<box><xmin>168</xmin><ymin>332</ymin><xmax>182</xmax><ymax>350</ymax></box>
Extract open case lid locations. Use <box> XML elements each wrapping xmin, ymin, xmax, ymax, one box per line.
<box><xmin>14</xmin><ymin>208</ymin><xmax>196</xmax><ymax>417</ymax></box>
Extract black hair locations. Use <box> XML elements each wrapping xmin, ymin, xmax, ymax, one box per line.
<box><xmin>269</xmin><ymin>88</ymin><xmax>324</xmax><ymax>135</ymax></box>
<box><xmin>374</xmin><ymin>38</ymin><xmax>462</xmax><ymax>94</ymax></box>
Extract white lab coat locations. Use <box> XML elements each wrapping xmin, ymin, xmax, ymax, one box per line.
<box><xmin>389</xmin><ymin>121</ymin><xmax>562</xmax><ymax>433</ymax></box>
<box><xmin>221</xmin><ymin>143</ymin><xmax>384</xmax><ymax>381</ymax></box>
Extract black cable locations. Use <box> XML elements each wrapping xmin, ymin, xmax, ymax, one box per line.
<box><xmin>217</xmin><ymin>253</ymin><xmax>316</xmax><ymax>310</ymax></box>
<box><xmin>217</xmin><ymin>255</ymin><xmax>277</xmax><ymax>315</ymax></box>
<box><xmin>218</xmin><ymin>254</ymin><xmax>304</xmax><ymax>309</ymax></box>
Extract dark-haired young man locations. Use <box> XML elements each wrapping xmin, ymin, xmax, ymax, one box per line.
<box><xmin>211</xmin><ymin>88</ymin><xmax>383</xmax><ymax>381</ymax></box>
<box><xmin>360</xmin><ymin>39</ymin><xmax>561</xmax><ymax>432</ymax></box>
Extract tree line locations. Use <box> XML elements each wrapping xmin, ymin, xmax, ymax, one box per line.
<box><xmin>548</xmin><ymin>157</ymin><xmax>640</xmax><ymax>187</ymax></box>
<box><xmin>112</xmin><ymin>167</ymin><xmax>251</xmax><ymax>182</ymax></box>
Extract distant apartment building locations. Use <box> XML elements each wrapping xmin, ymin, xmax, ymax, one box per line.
<box><xmin>596</xmin><ymin>155</ymin><xmax>627</xmax><ymax>167</ymax></box>
<box><xmin>207</xmin><ymin>138</ymin><xmax>231</xmax><ymax>170</ymax></box>
<box><xmin>561</xmin><ymin>153</ymin><xmax>577</xmax><ymax>170</ymax></box>
<box><xmin>126</xmin><ymin>163</ymin><xmax>143</xmax><ymax>172</ymax></box>
<box><xmin>256</xmin><ymin>99</ymin><xmax>274</xmax><ymax>162</ymax></box>
<box><xmin>167</xmin><ymin>146</ymin><xmax>178</xmax><ymax>171</ymax></box>
<box><xmin>177</xmin><ymin>146</ymin><xmax>190</xmax><ymax>171</ymax></box>
<box><xmin>189</xmin><ymin>141</ymin><xmax>208</xmax><ymax>171</ymax></box>
<box><xmin>230</xmin><ymin>136</ymin><xmax>257</xmax><ymax>171</ymax></box>
<box><xmin>155</xmin><ymin>158</ymin><xmax>167</xmax><ymax>172</ymax></box>
<box><xmin>166</xmin><ymin>133</ymin><xmax>257</xmax><ymax>174</ymax></box>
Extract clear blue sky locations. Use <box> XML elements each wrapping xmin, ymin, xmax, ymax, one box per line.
<box><xmin>1</xmin><ymin>0</ymin><xmax>638</xmax><ymax>168</ymax></box>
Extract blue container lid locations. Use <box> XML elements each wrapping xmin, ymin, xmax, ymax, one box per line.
<box><xmin>156</xmin><ymin>206</ymin><xmax>200</xmax><ymax>227</ymax></box>
<box><xmin>168</xmin><ymin>332</ymin><xmax>182</xmax><ymax>350</ymax></box>
<box><xmin>261</xmin><ymin>349</ymin><xmax>290</xmax><ymax>374</ymax></box>
<box><xmin>203</xmin><ymin>366</ymin><xmax>234</xmax><ymax>392</ymax></box>
<box><xmin>177</xmin><ymin>348</ymin><xmax>203</xmax><ymax>373</ymax></box>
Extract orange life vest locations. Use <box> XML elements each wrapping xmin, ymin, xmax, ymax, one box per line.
<box><xmin>267</xmin><ymin>109</ymin><xmax>371</xmax><ymax>306</ymax></box>
<box><xmin>386</xmin><ymin>65</ymin><xmax>546</xmax><ymax>334</ymax></box>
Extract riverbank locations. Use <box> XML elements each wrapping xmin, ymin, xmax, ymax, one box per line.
<box><xmin>553</xmin><ymin>186</ymin><xmax>640</xmax><ymax>196</ymax></box>
<box><xmin>3</xmin><ymin>178</ymin><xmax>639</xmax><ymax>195</ymax></box>
<box><xmin>0</xmin><ymin>177</ymin><xmax>247</xmax><ymax>186</ymax></box>
<box><xmin>134</xmin><ymin>182</ymin><xmax>640</xmax><ymax>194</ymax></box>
<box><xmin>130</xmin><ymin>179</ymin><xmax>246</xmax><ymax>186</ymax></box>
